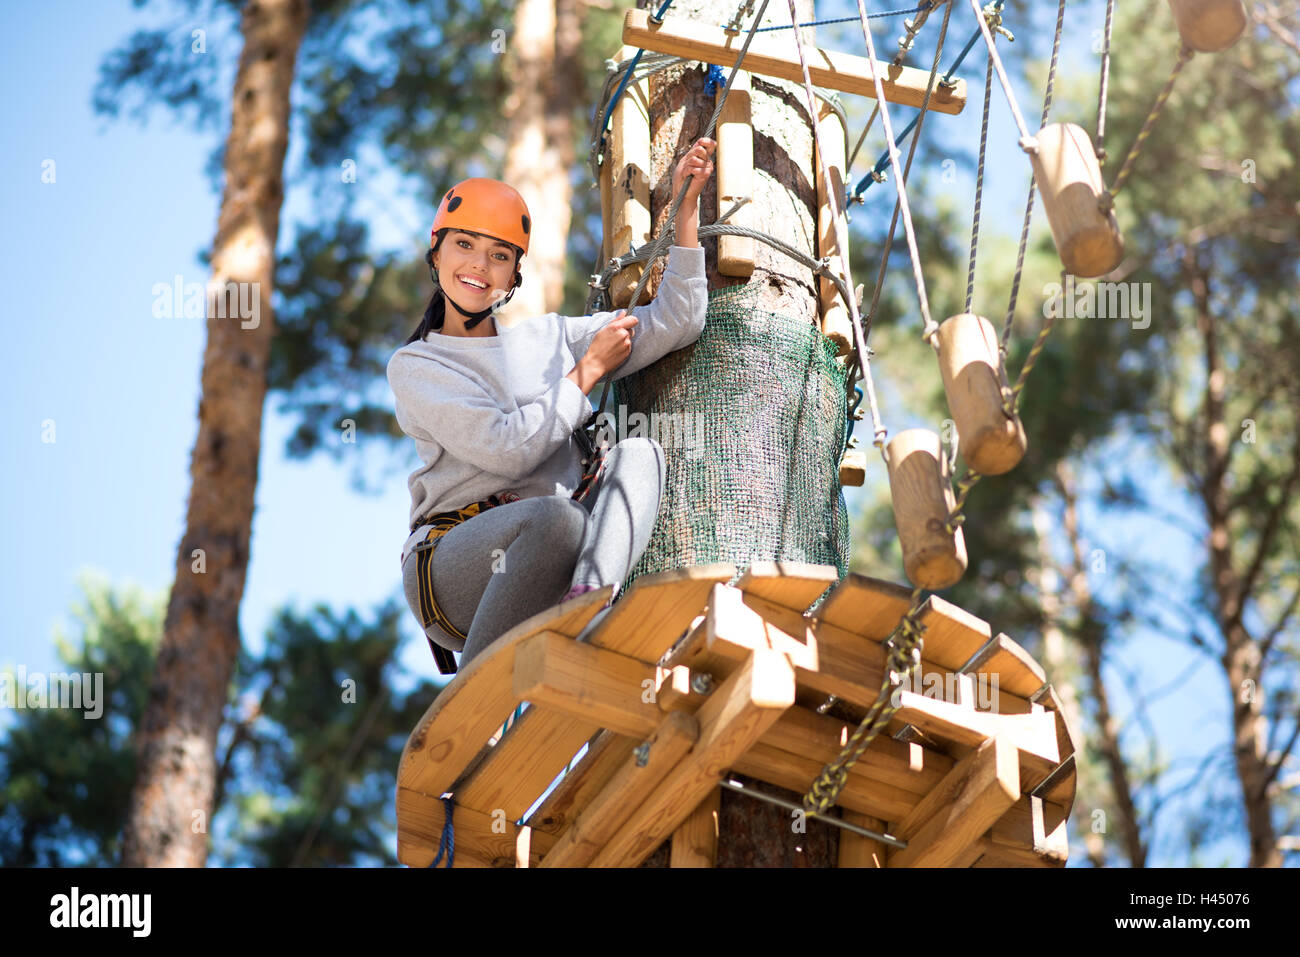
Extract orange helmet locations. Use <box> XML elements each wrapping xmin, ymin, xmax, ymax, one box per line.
<box><xmin>430</xmin><ymin>178</ymin><xmax>531</xmax><ymax>256</ymax></box>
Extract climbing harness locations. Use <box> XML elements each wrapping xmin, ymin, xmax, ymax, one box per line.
<box><xmin>410</xmin><ymin>492</ymin><xmax>519</xmax><ymax>675</ymax></box>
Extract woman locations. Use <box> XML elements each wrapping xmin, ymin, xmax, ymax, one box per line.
<box><xmin>388</xmin><ymin>137</ymin><xmax>716</xmax><ymax>674</ymax></box>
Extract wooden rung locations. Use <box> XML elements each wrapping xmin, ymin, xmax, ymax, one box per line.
<box><xmin>670</xmin><ymin>787</ymin><xmax>721</xmax><ymax>867</ymax></box>
<box><xmin>608</xmin><ymin>43</ymin><xmax>651</xmax><ymax>308</ymax></box>
<box><xmin>583</xmin><ymin>564</ymin><xmax>738</xmax><ymax>663</ymax></box>
<box><xmin>887</xmin><ymin>428</ymin><xmax>967</xmax><ymax>589</ymax></box>
<box><xmin>397</xmin><ymin>586</ymin><xmax>612</xmax><ymax>801</ymax></box>
<box><xmin>816</xmin><ymin>98</ymin><xmax>853</xmax><ymax>355</ymax></box>
<box><xmin>716</xmin><ymin>68</ymin><xmax>754</xmax><ymax>278</ymax></box>
<box><xmin>397</xmin><ymin>785</ymin><xmax>557</xmax><ymax>868</ymax></box>
<box><xmin>592</xmin><ymin>647</ymin><xmax>796</xmax><ymax>866</ymax></box>
<box><xmin>735</xmin><ymin>561</ymin><xmax>840</xmax><ymax>612</ymax></box>
<box><xmin>839</xmin><ymin>447</ymin><xmax>867</xmax><ymax>486</ymax></box>
<box><xmin>622</xmin><ymin>8</ymin><xmax>966</xmax><ymax>115</ymax></box>
<box><xmin>539</xmin><ymin>711</ymin><xmax>699</xmax><ymax>867</ymax></box>
<box><xmin>887</xmin><ymin>734</ymin><xmax>1019</xmax><ymax>867</ymax></box>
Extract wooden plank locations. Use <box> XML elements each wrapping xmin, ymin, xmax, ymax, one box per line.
<box><xmin>622</xmin><ymin>8</ymin><xmax>967</xmax><ymax>115</ymax></box>
<box><xmin>512</xmin><ymin>630</ymin><xmax>661</xmax><ymax>737</ymax></box>
<box><xmin>916</xmin><ymin>595</ymin><xmax>993</xmax><ymax>671</ymax></box>
<box><xmin>396</xmin><ymin>785</ymin><xmax>557</xmax><ymax>868</ymax></box>
<box><xmin>670</xmin><ymin>787</ymin><xmax>721</xmax><ymax>867</ymax></box>
<box><xmin>451</xmin><ymin>567</ymin><xmax>731</xmax><ymax>824</ymax></box>
<box><xmin>893</xmin><ymin>689</ymin><xmax>1059</xmax><ymax>791</ymax></box>
<box><xmin>837</xmin><ymin>809</ymin><xmax>887</xmax><ymax>868</ymax></box>
<box><xmin>733</xmin><ymin>741</ymin><xmax>918</xmax><ymax>822</ymax></box>
<box><xmin>592</xmin><ymin>647</ymin><xmax>796</xmax><ymax>866</ymax></box>
<box><xmin>454</xmin><ymin>701</ymin><xmax>597</xmax><ymax>823</ymax></box>
<box><xmin>609</xmin><ymin>43</ymin><xmax>651</xmax><ymax>308</ymax></box>
<box><xmin>539</xmin><ymin>711</ymin><xmax>699</xmax><ymax>867</ymax></box>
<box><xmin>959</xmin><ymin>632</ymin><xmax>1046</xmax><ymax>699</ymax></box>
<box><xmin>735</xmin><ymin>561</ymin><xmax>840</xmax><ymax>612</ymax></box>
<box><xmin>584</xmin><ymin>564</ymin><xmax>737</xmax><ymax>663</ymax></box>
<box><xmin>886</xmin><ymin>734</ymin><xmax>1020</xmax><ymax>867</ymax></box>
<box><xmin>525</xmin><ymin>730</ymin><xmax>631</xmax><ymax>835</ymax></box>
<box><xmin>813</xmin><ymin>571</ymin><xmax>916</xmax><ymax>639</ymax></box>
<box><xmin>715</xmin><ymin>68</ymin><xmax>754</xmax><ymax>278</ymax></box>
<box><xmin>397</xmin><ymin>585</ymin><xmax>613</xmax><ymax>800</ymax></box>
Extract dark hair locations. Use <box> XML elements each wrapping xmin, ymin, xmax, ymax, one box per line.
<box><xmin>404</xmin><ymin>229</ymin><xmax>523</xmax><ymax>345</ymax></box>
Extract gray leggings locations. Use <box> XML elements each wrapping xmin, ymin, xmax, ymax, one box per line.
<box><xmin>401</xmin><ymin>436</ymin><xmax>666</xmax><ymax>669</ymax></box>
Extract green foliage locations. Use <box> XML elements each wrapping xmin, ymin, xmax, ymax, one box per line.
<box><xmin>0</xmin><ymin>578</ymin><xmax>442</xmax><ymax>867</ymax></box>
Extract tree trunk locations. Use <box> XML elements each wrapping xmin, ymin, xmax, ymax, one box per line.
<box><xmin>121</xmin><ymin>0</ymin><xmax>308</xmax><ymax>867</ymax></box>
<box><xmin>625</xmin><ymin>0</ymin><xmax>843</xmax><ymax>866</ymax></box>
<box><xmin>1055</xmin><ymin>463</ymin><xmax>1147</xmax><ymax>867</ymax></box>
<box><xmin>500</xmin><ymin>0</ymin><xmax>583</xmax><ymax>321</ymax></box>
<box><xmin>1187</xmin><ymin>246</ymin><xmax>1282</xmax><ymax>868</ymax></box>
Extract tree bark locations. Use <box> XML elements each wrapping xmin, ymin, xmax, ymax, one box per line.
<box><xmin>500</xmin><ymin>0</ymin><xmax>583</xmax><ymax>321</ymax></box>
<box><xmin>1187</xmin><ymin>245</ymin><xmax>1282</xmax><ymax>868</ymax></box>
<box><xmin>1055</xmin><ymin>462</ymin><xmax>1147</xmax><ymax>867</ymax></box>
<box><xmin>629</xmin><ymin>0</ymin><xmax>841</xmax><ymax>867</ymax></box>
<box><xmin>121</xmin><ymin>0</ymin><xmax>309</xmax><ymax>867</ymax></box>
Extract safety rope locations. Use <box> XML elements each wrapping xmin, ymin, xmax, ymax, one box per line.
<box><xmin>428</xmin><ymin>795</ymin><xmax>455</xmax><ymax>868</ymax></box>
<box><xmin>964</xmin><ymin>52</ymin><xmax>993</xmax><ymax>315</ymax></box>
<box><xmin>1094</xmin><ymin>0</ymin><xmax>1116</xmax><ymax>163</ymax></box>
<box><xmin>743</xmin><ymin>4</ymin><xmax>930</xmax><ymax>32</ymax></box>
<box><xmin>1101</xmin><ymin>44</ymin><xmax>1195</xmax><ymax>209</ymax></box>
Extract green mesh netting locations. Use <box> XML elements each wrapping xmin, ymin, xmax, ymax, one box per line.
<box><xmin>611</xmin><ymin>281</ymin><xmax>851</xmax><ymax>608</ymax></box>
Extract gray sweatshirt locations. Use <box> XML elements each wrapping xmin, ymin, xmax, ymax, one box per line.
<box><xmin>388</xmin><ymin>244</ymin><xmax>708</xmax><ymax>529</ymax></box>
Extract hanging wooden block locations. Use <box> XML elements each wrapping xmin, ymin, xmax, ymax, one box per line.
<box><xmin>1167</xmin><ymin>0</ymin><xmax>1247</xmax><ymax>52</ymax></box>
<box><xmin>816</xmin><ymin>98</ymin><xmax>854</xmax><ymax>356</ymax></box>
<box><xmin>886</xmin><ymin>429</ymin><xmax>967</xmax><ymax>590</ymax></box>
<box><xmin>608</xmin><ymin>44</ymin><xmax>652</xmax><ymax>309</ymax></box>
<box><xmin>716</xmin><ymin>69</ymin><xmax>754</xmax><ymax>278</ymax></box>
<box><xmin>839</xmin><ymin>445</ymin><xmax>867</xmax><ymax>487</ymax></box>
<box><xmin>1030</xmin><ymin>122</ymin><xmax>1125</xmax><ymax>279</ymax></box>
<box><xmin>936</xmin><ymin>313</ymin><xmax>1027</xmax><ymax>476</ymax></box>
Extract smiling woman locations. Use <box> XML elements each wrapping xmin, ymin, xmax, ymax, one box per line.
<box><xmin>387</xmin><ymin>143</ymin><xmax>713</xmax><ymax>677</ymax></box>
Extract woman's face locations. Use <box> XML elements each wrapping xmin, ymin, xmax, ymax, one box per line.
<box><xmin>433</xmin><ymin>229</ymin><xmax>518</xmax><ymax>313</ymax></box>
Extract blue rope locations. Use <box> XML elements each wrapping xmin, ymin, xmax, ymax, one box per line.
<box><xmin>850</xmin><ymin>0</ymin><xmax>1005</xmax><ymax>202</ymax></box>
<box><xmin>703</xmin><ymin>63</ymin><xmax>726</xmax><ymax>95</ymax></box>
<box><xmin>594</xmin><ymin>0</ymin><xmax>677</xmax><ymax>151</ymax></box>
<box><xmin>429</xmin><ymin>796</ymin><xmax>455</xmax><ymax>868</ymax></box>
<box><xmin>740</xmin><ymin>5</ymin><xmax>929</xmax><ymax>31</ymax></box>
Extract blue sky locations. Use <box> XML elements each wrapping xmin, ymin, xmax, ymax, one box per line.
<box><xmin>0</xmin><ymin>0</ymin><xmax>1260</xmax><ymax>866</ymax></box>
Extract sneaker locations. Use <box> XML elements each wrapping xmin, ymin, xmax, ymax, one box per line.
<box><xmin>559</xmin><ymin>583</ymin><xmax>600</xmax><ymax>605</ymax></box>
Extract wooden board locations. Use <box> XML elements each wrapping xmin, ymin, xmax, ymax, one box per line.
<box><xmin>622</xmin><ymin>8</ymin><xmax>966</xmax><ymax>114</ymax></box>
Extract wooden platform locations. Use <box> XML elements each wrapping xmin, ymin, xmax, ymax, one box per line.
<box><xmin>396</xmin><ymin>563</ymin><xmax>1078</xmax><ymax>867</ymax></box>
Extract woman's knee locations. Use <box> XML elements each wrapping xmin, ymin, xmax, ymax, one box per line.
<box><xmin>523</xmin><ymin>494</ymin><xmax>588</xmax><ymax>550</ymax></box>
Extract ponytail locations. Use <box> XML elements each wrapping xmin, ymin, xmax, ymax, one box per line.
<box><xmin>405</xmin><ymin>234</ymin><xmax>449</xmax><ymax>344</ymax></box>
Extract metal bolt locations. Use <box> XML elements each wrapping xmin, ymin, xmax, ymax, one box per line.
<box><xmin>690</xmin><ymin>672</ymin><xmax>714</xmax><ymax>695</ymax></box>
<box><xmin>634</xmin><ymin>742</ymin><xmax>651</xmax><ymax>767</ymax></box>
